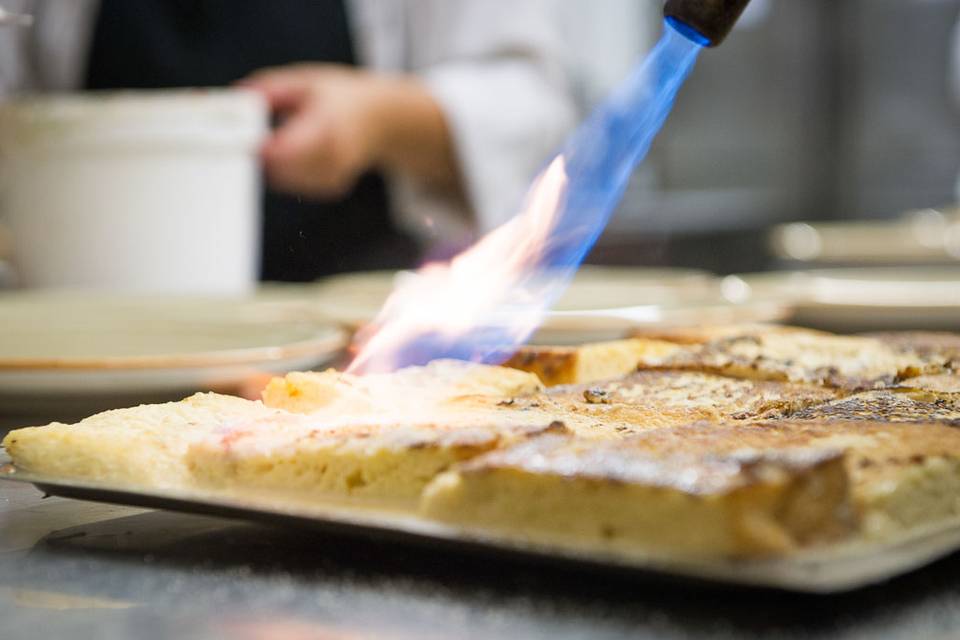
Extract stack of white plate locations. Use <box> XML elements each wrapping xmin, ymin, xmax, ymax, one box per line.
<box><xmin>0</xmin><ymin>292</ymin><xmax>345</xmax><ymax>417</ymax></box>
<box><xmin>723</xmin><ymin>267</ymin><xmax>960</xmax><ymax>332</ymax></box>
<box><xmin>770</xmin><ymin>205</ymin><xmax>960</xmax><ymax>265</ymax></box>
<box><xmin>273</xmin><ymin>265</ymin><xmax>787</xmax><ymax>345</ymax></box>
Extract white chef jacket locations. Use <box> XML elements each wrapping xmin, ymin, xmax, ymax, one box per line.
<box><xmin>953</xmin><ymin>17</ymin><xmax>960</xmax><ymax>201</ymax></box>
<box><xmin>0</xmin><ymin>0</ymin><xmax>577</xmax><ymax>246</ymax></box>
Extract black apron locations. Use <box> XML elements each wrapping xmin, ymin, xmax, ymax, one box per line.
<box><xmin>85</xmin><ymin>0</ymin><xmax>419</xmax><ymax>281</ymax></box>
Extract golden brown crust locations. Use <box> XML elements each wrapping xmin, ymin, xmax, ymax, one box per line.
<box><xmin>628</xmin><ymin>419</ymin><xmax>960</xmax><ymax>459</ymax></box>
<box><xmin>455</xmin><ymin>431</ymin><xmax>842</xmax><ymax>495</ymax></box>
<box><xmin>778</xmin><ymin>389</ymin><xmax>960</xmax><ymax>424</ymax></box>
<box><xmin>186</xmin><ymin>404</ymin><xmax>571</xmax><ymax>504</ymax></box>
<box><xmin>423</xmin><ymin>427</ymin><xmax>855</xmax><ymax>557</ymax></box>
<box><xmin>457</xmin><ymin>417</ymin><xmax>960</xmax><ymax>504</ymax></box>
<box><xmin>1</xmin><ymin>393</ymin><xmax>280</xmax><ymax>489</ymax></box>
<box><xmin>261</xmin><ymin>360</ymin><xmax>543</xmax><ymax>414</ymax></box>
<box><xmin>426</xmin><ymin>418</ymin><xmax>960</xmax><ymax>554</ymax></box>
<box><xmin>750</xmin><ymin>419</ymin><xmax>960</xmax><ymax>537</ymax></box>
<box><xmin>896</xmin><ymin>373</ymin><xmax>960</xmax><ymax>395</ymax></box>
<box><xmin>628</xmin><ymin>323</ymin><xmax>826</xmax><ymax>345</ymax></box>
<box><xmin>539</xmin><ymin>370</ymin><xmax>839</xmax><ymax>433</ymax></box>
<box><xmin>656</xmin><ymin>332</ymin><xmax>921</xmax><ymax>390</ymax></box>
<box><xmin>502</xmin><ymin>339</ymin><xmax>679</xmax><ymax>386</ymax></box>
<box><xmin>862</xmin><ymin>331</ymin><xmax>960</xmax><ymax>371</ymax></box>
<box><xmin>14</xmin><ymin>328</ymin><xmax>960</xmax><ymax>558</ymax></box>
<box><xmin>502</xmin><ymin>348</ymin><xmax>580</xmax><ymax>386</ymax></box>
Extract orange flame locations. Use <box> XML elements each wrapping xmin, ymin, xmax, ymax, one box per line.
<box><xmin>348</xmin><ymin>156</ymin><xmax>569</xmax><ymax>374</ymax></box>
<box><xmin>346</xmin><ymin>19</ymin><xmax>708</xmax><ymax>374</ymax></box>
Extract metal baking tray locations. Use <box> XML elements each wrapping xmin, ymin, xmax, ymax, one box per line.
<box><xmin>5</xmin><ymin>457</ymin><xmax>960</xmax><ymax>594</ymax></box>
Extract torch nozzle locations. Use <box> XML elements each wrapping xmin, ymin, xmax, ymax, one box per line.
<box><xmin>663</xmin><ymin>0</ymin><xmax>751</xmax><ymax>47</ymax></box>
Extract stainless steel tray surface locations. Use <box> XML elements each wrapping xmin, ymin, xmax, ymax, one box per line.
<box><xmin>6</xmin><ymin>456</ymin><xmax>960</xmax><ymax>594</ymax></box>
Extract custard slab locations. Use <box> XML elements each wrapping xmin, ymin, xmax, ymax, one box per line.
<box><xmin>422</xmin><ymin>419</ymin><xmax>960</xmax><ymax>555</ymax></box>
<box><xmin>1</xmin><ymin>393</ymin><xmax>277</xmax><ymax>489</ymax></box>
<box><xmin>655</xmin><ymin>331</ymin><xmax>928</xmax><ymax>389</ymax></box>
<box><xmin>543</xmin><ymin>369</ymin><xmax>839</xmax><ymax>431</ymax></box>
<box><xmin>502</xmin><ymin>338</ymin><xmax>680</xmax><ymax>386</ymax></box>
<box><xmin>422</xmin><ymin>430</ymin><xmax>853</xmax><ymax>558</ymax></box>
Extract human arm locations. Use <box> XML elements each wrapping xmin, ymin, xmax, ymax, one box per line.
<box><xmin>242</xmin><ymin>64</ymin><xmax>460</xmax><ymax>200</ymax></box>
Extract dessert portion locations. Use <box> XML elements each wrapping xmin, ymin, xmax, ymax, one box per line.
<box><xmin>422</xmin><ymin>419</ymin><xmax>960</xmax><ymax>554</ymax></box>
<box><xmin>6</xmin><ymin>325</ymin><xmax>960</xmax><ymax>563</ymax></box>
<box><xmin>652</xmin><ymin>331</ymin><xmax>927</xmax><ymax>389</ymax></box>
<box><xmin>629</xmin><ymin>323</ymin><xmax>825</xmax><ymax>345</ymax></box>
<box><xmin>422</xmin><ymin>426</ymin><xmax>855</xmax><ymax>558</ymax></box>
<box><xmin>503</xmin><ymin>338</ymin><xmax>679</xmax><ymax>386</ymax></box>
<box><xmin>543</xmin><ymin>370</ymin><xmax>839</xmax><ymax>431</ymax></box>
<box><xmin>2</xmin><ymin>393</ymin><xmax>278</xmax><ymax>489</ymax></box>
<box><xmin>862</xmin><ymin>331</ymin><xmax>960</xmax><ymax>371</ymax></box>
<box><xmin>6</xmin><ymin>361</ymin><xmax>560</xmax><ymax>505</ymax></box>
<box><xmin>810</xmin><ymin>420</ymin><xmax>960</xmax><ymax>538</ymax></box>
<box><xmin>781</xmin><ymin>389</ymin><xmax>960</xmax><ymax>424</ymax></box>
<box><xmin>262</xmin><ymin>360</ymin><xmax>543</xmax><ymax>415</ymax></box>
<box><xmin>895</xmin><ymin>373</ymin><xmax>960</xmax><ymax>395</ymax></box>
<box><xmin>187</xmin><ymin>416</ymin><xmax>567</xmax><ymax>505</ymax></box>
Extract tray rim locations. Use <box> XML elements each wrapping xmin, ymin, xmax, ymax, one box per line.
<box><xmin>5</xmin><ymin>458</ymin><xmax>960</xmax><ymax>594</ymax></box>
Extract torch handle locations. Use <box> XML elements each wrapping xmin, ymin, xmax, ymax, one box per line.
<box><xmin>663</xmin><ymin>0</ymin><xmax>751</xmax><ymax>47</ymax></box>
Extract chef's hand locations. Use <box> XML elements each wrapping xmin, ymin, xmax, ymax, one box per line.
<box><xmin>242</xmin><ymin>65</ymin><xmax>460</xmax><ymax>200</ymax></box>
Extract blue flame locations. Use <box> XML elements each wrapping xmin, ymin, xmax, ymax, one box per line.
<box><xmin>536</xmin><ymin>19</ymin><xmax>704</xmax><ymax>281</ymax></box>
<box><xmin>665</xmin><ymin>16</ymin><xmax>713</xmax><ymax>47</ymax></box>
<box><xmin>350</xmin><ymin>21</ymin><xmax>703</xmax><ymax>373</ymax></box>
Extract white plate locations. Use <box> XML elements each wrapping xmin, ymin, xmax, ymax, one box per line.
<box><xmin>534</xmin><ymin>299</ymin><xmax>789</xmax><ymax>344</ymax></box>
<box><xmin>768</xmin><ymin>205</ymin><xmax>960</xmax><ymax>264</ymax></box>
<box><xmin>0</xmin><ymin>292</ymin><xmax>347</xmax><ymax>402</ymax></box>
<box><xmin>274</xmin><ymin>267</ymin><xmax>780</xmax><ymax>343</ymax></box>
<box><xmin>724</xmin><ymin>267</ymin><xmax>960</xmax><ymax>331</ymax></box>
<box><xmin>287</xmin><ymin>266</ymin><xmax>713</xmax><ymax>323</ymax></box>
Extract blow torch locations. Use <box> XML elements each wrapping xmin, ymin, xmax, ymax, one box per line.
<box><xmin>351</xmin><ymin>0</ymin><xmax>755</xmax><ymax>371</ymax></box>
<box><xmin>664</xmin><ymin>0</ymin><xmax>751</xmax><ymax>47</ymax></box>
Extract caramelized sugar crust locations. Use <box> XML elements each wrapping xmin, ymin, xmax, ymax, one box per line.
<box><xmin>655</xmin><ymin>332</ymin><xmax>929</xmax><ymax>390</ymax></box>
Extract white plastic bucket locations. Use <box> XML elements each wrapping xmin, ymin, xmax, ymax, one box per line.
<box><xmin>0</xmin><ymin>89</ymin><xmax>267</xmax><ymax>293</ymax></box>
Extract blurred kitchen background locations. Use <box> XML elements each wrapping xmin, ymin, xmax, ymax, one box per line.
<box><xmin>571</xmin><ymin>0</ymin><xmax>960</xmax><ymax>272</ymax></box>
<box><xmin>0</xmin><ymin>0</ymin><xmax>957</xmax><ymax>283</ymax></box>
<box><xmin>0</xmin><ymin>0</ymin><xmax>957</xmax><ymax>425</ymax></box>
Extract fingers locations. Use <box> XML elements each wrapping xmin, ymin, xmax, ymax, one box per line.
<box><xmin>240</xmin><ymin>64</ymin><xmax>373</xmax><ymax>199</ymax></box>
<box><xmin>239</xmin><ymin>66</ymin><xmax>321</xmax><ymax>112</ymax></box>
<box><xmin>263</xmin><ymin>104</ymin><xmax>356</xmax><ymax>198</ymax></box>
<box><xmin>263</xmin><ymin>114</ymin><xmax>330</xmax><ymax>195</ymax></box>
<box><xmin>262</xmin><ymin>96</ymin><xmax>327</xmax><ymax>163</ymax></box>
<box><xmin>242</xmin><ymin>68</ymin><xmax>344</xmax><ymax>197</ymax></box>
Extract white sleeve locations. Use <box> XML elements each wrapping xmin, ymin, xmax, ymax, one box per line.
<box><xmin>952</xmin><ymin>18</ymin><xmax>960</xmax><ymax>106</ymax></box>
<box><xmin>0</xmin><ymin>0</ymin><xmax>35</xmax><ymax>97</ymax></box>
<box><xmin>952</xmin><ymin>19</ymin><xmax>960</xmax><ymax>201</ymax></box>
<box><xmin>393</xmin><ymin>0</ymin><xmax>576</xmax><ymax>240</ymax></box>
<box><xmin>0</xmin><ymin>0</ymin><xmax>99</xmax><ymax>98</ymax></box>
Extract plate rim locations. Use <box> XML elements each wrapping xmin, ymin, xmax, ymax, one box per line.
<box><xmin>0</xmin><ymin>293</ymin><xmax>348</xmax><ymax>370</ymax></box>
<box><xmin>0</xmin><ymin>326</ymin><xmax>347</xmax><ymax>371</ymax></box>
<box><xmin>728</xmin><ymin>268</ymin><xmax>960</xmax><ymax>310</ymax></box>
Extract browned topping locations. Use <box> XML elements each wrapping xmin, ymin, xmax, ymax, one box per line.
<box><xmin>503</xmin><ymin>349</ymin><xmax>577</xmax><ymax>386</ymax></box>
<box><xmin>654</xmin><ymin>332</ymin><xmax>917</xmax><ymax>390</ymax></box>
<box><xmin>780</xmin><ymin>389</ymin><xmax>960</xmax><ymax>425</ymax></box>
<box><xmin>628</xmin><ymin>324</ymin><xmax>823</xmax><ymax>345</ymax></box>
<box><xmin>863</xmin><ymin>331</ymin><xmax>960</xmax><ymax>368</ymax></box>
<box><xmin>458</xmin><ymin>431</ymin><xmax>846</xmax><ymax>496</ymax></box>
<box><xmin>544</xmin><ymin>370</ymin><xmax>838</xmax><ymax>432</ymax></box>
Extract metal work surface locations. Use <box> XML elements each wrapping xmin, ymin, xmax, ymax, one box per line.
<box><xmin>7</xmin><ymin>463</ymin><xmax>960</xmax><ymax>595</ymax></box>
<box><xmin>3</xmin><ymin>469</ymin><xmax>960</xmax><ymax>637</ymax></box>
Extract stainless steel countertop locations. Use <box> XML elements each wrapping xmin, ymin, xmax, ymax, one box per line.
<box><xmin>5</xmin><ymin>426</ymin><xmax>960</xmax><ymax>640</ymax></box>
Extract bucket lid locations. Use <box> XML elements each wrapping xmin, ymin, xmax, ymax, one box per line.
<box><xmin>0</xmin><ymin>88</ymin><xmax>267</xmax><ymax>150</ymax></box>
